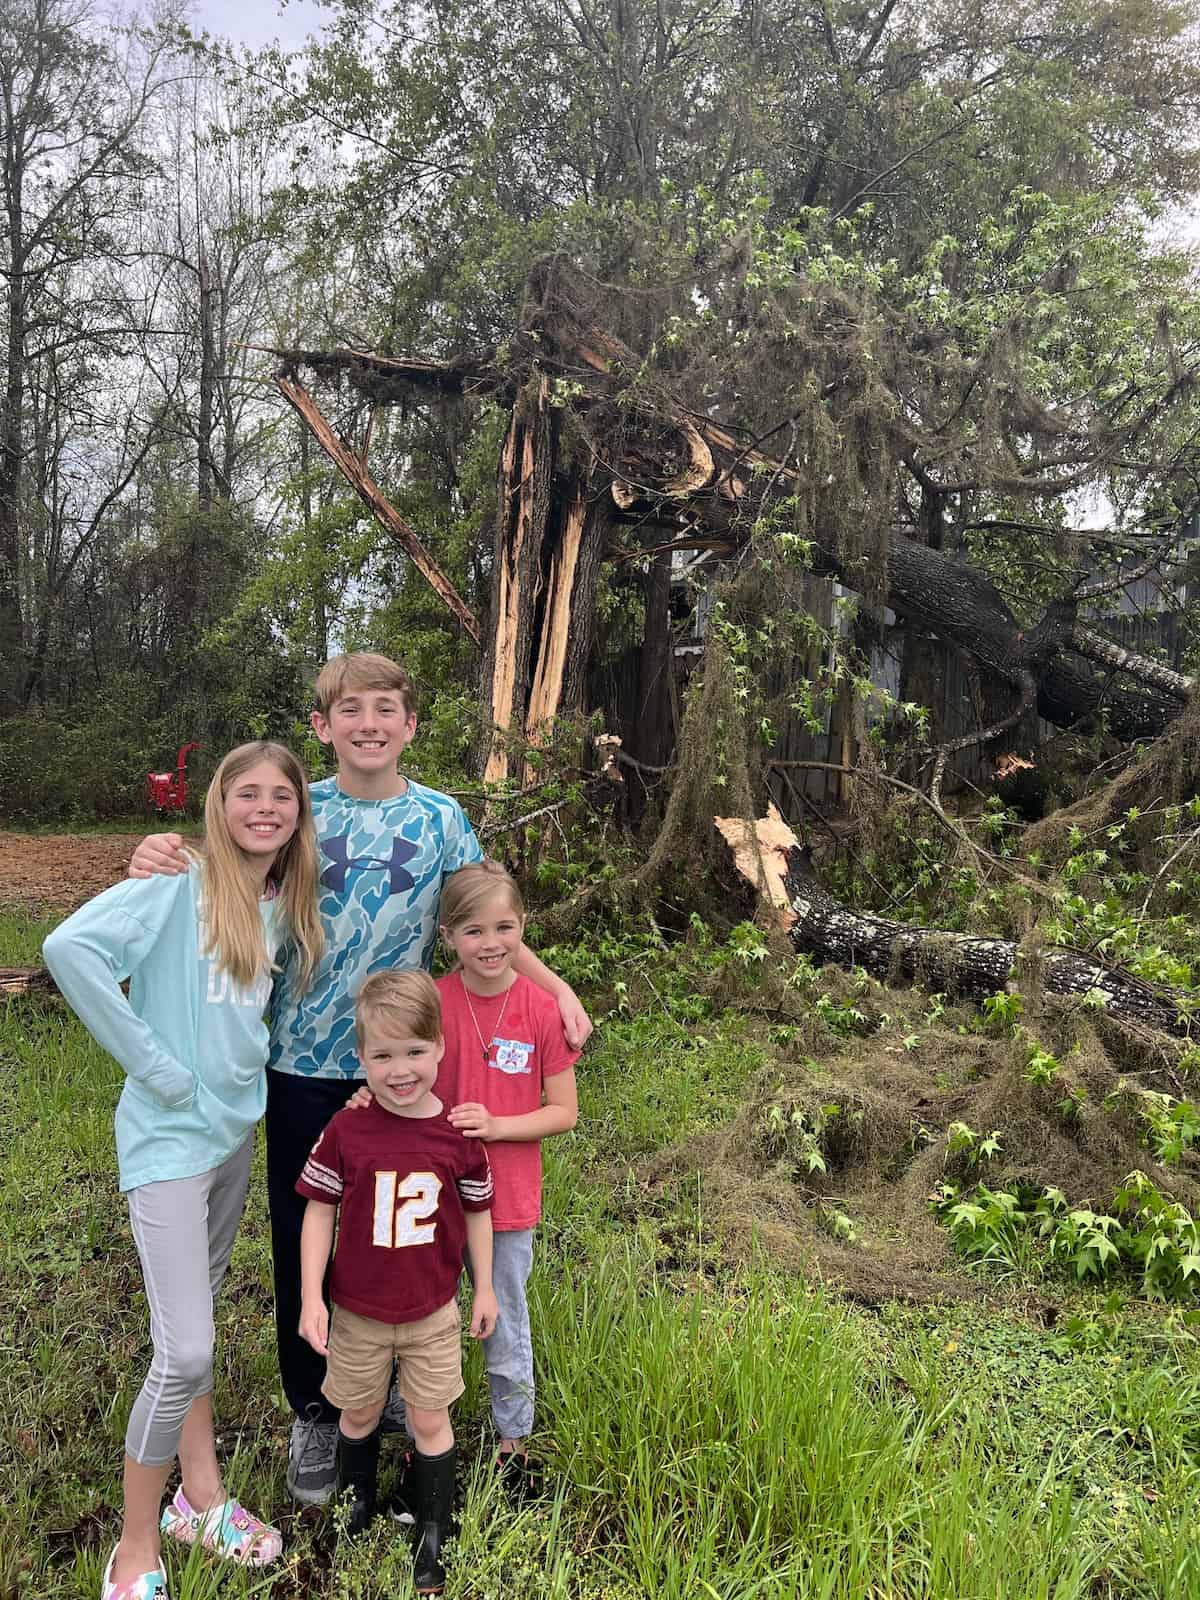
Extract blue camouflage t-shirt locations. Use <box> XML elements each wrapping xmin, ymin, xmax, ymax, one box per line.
<box><xmin>268</xmin><ymin>776</ymin><xmax>482</xmax><ymax>1080</ymax></box>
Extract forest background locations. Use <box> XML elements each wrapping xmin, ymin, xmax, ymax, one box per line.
<box><xmin>12</xmin><ymin>0</ymin><xmax>1200</xmax><ymax>1595</ymax></box>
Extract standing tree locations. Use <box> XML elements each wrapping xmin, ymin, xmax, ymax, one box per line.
<box><xmin>0</xmin><ymin>0</ymin><xmax>180</xmax><ymax>707</ymax></box>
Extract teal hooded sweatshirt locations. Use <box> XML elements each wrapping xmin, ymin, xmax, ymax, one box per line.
<box><xmin>43</xmin><ymin>864</ymin><xmax>282</xmax><ymax>1191</ymax></box>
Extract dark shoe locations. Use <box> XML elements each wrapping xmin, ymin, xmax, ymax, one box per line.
<box><xmin>380</xmin><ymin>1379</ymin><xmax>408</xmax><ymax>1436</ymax></box>
<box><xmin>388</xmin><ymin>1446</ymin><xmax>416</xmax><ymax>1527</ymax></box>
<box><xmin>336</xmin><ymin>1427</ymin><xmax>380</xmax><ymax>1535</ymax></box>
<box><xmin>287</xmin><ymin>1413</ymin><xmax>339</xmax><ymax>1505</ymax></box>
<box><xmin>410</xmin><ymin>1444</ymin><xmax>456</xmax><ymax>1594</ymax></box>
<box><xmin>496</xmin><ymin>1449</ymin><xmax>544</xmax><ymax>1505</ymax></box>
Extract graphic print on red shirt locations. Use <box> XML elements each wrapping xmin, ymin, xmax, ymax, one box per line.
<box><xmin>296</xmin><ymin>1099</ymin><xmax>493</xmax><ymax>1324</ymax></box>
<box><xmin>436</xmin><ymin>972</ymin><xmax>579</xmax><ymax>1231</ymax></box>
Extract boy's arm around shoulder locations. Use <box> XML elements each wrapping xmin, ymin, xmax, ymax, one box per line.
<box><xmin>510</xmin><ymin>943</ymin><xmax>592</xmax><ymax>1049</ymax></box>
<box><xmin>42</xmin><ymin>872</ymin><xmax>197</xmax><ymax>1107</ymax></box>
<box><xmin>127</xmin><ymin>832</ymin><xmax>189</xmax><ymax>877</ymax></box>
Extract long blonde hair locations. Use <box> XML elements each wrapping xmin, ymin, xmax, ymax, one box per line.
<box><xmin>200</xmin><ymin>742</ymin><xmax>324</xmax><ymax>993</ymax></box>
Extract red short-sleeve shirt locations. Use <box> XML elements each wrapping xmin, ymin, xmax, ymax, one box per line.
<box><xmin>296</xmin><ymin>1100</ymin><xmax>493</xmax><ymax>1325</ymax></box>
<box><xmin>436</xmin><ymin>972</ymin><xmax>579</xmax><ymax>1231</ymax></box>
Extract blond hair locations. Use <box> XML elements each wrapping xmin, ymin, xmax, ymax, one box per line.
<box><xmin>439</xmin><ymin>859</ymin><xmax>525</xmax><ymax>931</ymax></box>
<box><xmin>313</xmin><ymin>653</ymin><xmax>417</xmax><ymax>717</ymax></box>
<box><xmin>200</xmin><ymin>742</ymin><xmax>324</xmax><ymax>992</ymax></box>
<box><xmin>355</xmin><ymin>970</ymin><xmax>442</xmax><ymax>1050</ymax></box>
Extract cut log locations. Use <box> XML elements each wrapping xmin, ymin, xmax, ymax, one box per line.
<box><xmin>717</xmin><ymin>810</ymin><xmax>1194</xmax><ymax>1038</ymax></box>
<box><xmin>0</xmin><ymin>966</ymin><xmax>58</xmax><ymax>998</ymax></box>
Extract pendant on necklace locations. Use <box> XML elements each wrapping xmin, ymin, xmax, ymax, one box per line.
<box><xmin>482</xmin><ymin>1042</ymin><xmax>490</xmax><ymax>1063</ymax></box>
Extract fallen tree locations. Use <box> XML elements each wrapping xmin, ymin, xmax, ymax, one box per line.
<box><xmin>717</xmin><ymin>809</ymin><xmax>1195</xmax><ymax>1040</ymax></box>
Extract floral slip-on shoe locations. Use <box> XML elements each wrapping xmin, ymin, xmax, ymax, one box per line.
<box><xmin>101</xmin><ymin>1548</ymin><xmax>168</xmax><ymax>1600</ymax></box>
<box><xmin>159</xmin><ymin>1487</ymin><xmax>282</xmax><ymax>1566</ymax></box>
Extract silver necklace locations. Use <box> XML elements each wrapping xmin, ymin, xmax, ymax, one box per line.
<box><xmin>461</xmin><ymin>972</ymin><xmax>514</xmax><ymax>1064</ymax></box>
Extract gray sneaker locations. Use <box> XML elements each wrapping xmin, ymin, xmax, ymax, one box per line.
<box><xmin>287</xmin><ymin>1415</ymin><xmax>339</xmax><ymax>1505</ymax></box>
<box><xmin>380</xmin><ymin>1382</ymin><xmax>408</xmax><ymax>1437</ymax></box>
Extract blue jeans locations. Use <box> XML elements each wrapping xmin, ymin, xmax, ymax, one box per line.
<box><xmin>396</xmin><ymin>1229</ymin><xmax>538</xmax><ymax>1442</ymax></box>
<box><xmin>483</xmin><ymin>1229</ymin><xmax>535</xmax><ymax>1439</ymax></box>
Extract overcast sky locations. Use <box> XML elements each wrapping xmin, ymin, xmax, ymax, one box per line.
<box><xmin>188</xmin><ymin>0</ymin><xmax>325</xmax><ymax>50</ymax></box>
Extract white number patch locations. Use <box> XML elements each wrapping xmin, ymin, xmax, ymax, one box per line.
<box><xmin>371</xmin><ymin>1171</ymin><xmax>442</xmax><ymax>1248</ymax></box>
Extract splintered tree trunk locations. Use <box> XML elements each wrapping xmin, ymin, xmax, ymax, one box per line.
<box><xmin>717</xmin><ymin>812</ymin><xmax>1193</xmax><ymax>1038</ymax></box>
<box><xmin>482</xmin><ymin>379</ymin><xmax>606</xmax><ymax>784</ymax></box>
<box><xmin>483</xmin><ymin>379</ymin><xmax>556</xmax><ymax>784</ymax></box>
<box><xmin>524</xmin><ymin>488</ymin><xmax>604</xmax><ymax>741</ymax></box>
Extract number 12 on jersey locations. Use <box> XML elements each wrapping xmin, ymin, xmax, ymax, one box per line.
<box><xmin>372</xmin><ymin>1171</ymin><xmax>443</xmax><ymax>1247</ymax></box>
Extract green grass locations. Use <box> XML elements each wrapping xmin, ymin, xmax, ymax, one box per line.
<box><xmin>0</xmin><ymin>905</ymin><xmax>58</xmax><ymax>963</ymax></box>
<box><xmin>6</xmin><ymin>911</ymin><xmax>1200</xmax><ymax>1597</ymax></box>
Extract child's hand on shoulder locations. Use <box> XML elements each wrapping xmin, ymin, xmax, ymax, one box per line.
<box><xmin>470</xmin><ymin>1285</ymin><xmax>499</xmax><ymax>1339</ymax></box>
<box><xmin>346</xmin><ymin>1085</ymin><xmax>373</xmax><ymax>1111</ymax></box>
<box><xmin>299</xmin><ymin>1299</ymin><xmax>330</xmax><ymax>1356</ymax></box>
<box><xmin>448</xmin><ymin>1101</ymin><xmax>497</xmax><ymax>1141</ymax></box>
<box><xmin>128</xmin><ymin>832</ymin><xmax>188</xmax><ymax>878</ymax></box>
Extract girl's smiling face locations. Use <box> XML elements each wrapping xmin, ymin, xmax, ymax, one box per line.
<box><xmin>223</xmin><ymin>759</ymin><xmax>301</xmax><ymax>864</ymax></box>
<box><xmin>440</xmin><ymin>889</ymin><xmax>526</xmax><ymax>994</ymax></box>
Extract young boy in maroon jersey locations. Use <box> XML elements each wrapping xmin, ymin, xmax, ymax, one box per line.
<box><xmin>297</xmin><ymin>971</ymin><xmax>497</xmax><ymax>1594</ymax></box>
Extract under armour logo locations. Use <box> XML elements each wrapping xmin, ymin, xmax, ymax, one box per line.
<box><xmin>320</xmin><ymin>835</ymin><xmax>419</xmax><ymax>895</ymax></box>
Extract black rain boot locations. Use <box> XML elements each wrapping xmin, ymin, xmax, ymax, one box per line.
<box><xmin>410</xmin><ymin>1443</ymin><xmax>456</xmax><ymax>1594</ymax></box>
<box><xmin>335</xmin><ymin>1426</ymin><xmax>380</xmax><ymax>1535</ymax></box>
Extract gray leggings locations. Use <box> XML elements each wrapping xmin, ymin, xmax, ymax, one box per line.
<box><xmin>124</xmin><ymin>1137</ymin><xmax>253</xmax><ymax>1466</ymax></box>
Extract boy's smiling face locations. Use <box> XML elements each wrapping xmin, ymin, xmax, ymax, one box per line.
<box><xmin>311</xmin><ymin>687</ymin><xmax>417</xmax><ymax>797</ymax></box>
<box><xmin>359</xmin><ymin>1022</ymin><xmax>444</xmax><ymax>1116</ymax></box>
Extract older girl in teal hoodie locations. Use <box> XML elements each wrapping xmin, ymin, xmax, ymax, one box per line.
<box><xmin>43</xmin><ymin>742</ymin><xmax>323</xmax><ymax>1600</ymax></box>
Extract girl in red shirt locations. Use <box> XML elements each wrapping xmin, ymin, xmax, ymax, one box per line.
<box><xmin>439</xmin><ymin>861</ymin><xmax>580</xmax><ymax>1499</ymax></box>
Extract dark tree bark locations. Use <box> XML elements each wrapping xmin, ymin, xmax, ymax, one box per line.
<box><xmin>634</xmin><ymin>546</ymin><xmax>673</xmax><ymax>769</ymax></box>
<box><xmin>781</xmin><ymin>851</ymin><xmax>1189</xmax><ymax>1035</ymax></box>
<box><xmin>718</xmin><ymin>813</ymin><xmax>1195</xmax><ymax>1040</ymax></box>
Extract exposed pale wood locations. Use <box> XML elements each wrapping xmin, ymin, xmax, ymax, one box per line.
<box><xmin>524</xmin><ymin>491</ymin><xmax>588</xmax><ymax>777</ymax></box>
<box><xmin>714</xmin><ymin>804</ymin><xmax>795</xmax><ymax>923</ymax></box>
<box><xmin>276</xmin><ymin>374</ymin><xmax>480</xmax><ymax>645</ymax></box>
<box><xmin>484</xmin><ymin>391</ymin><xmax>545</xmax><ymax>785</ymax></box>
<box><xmin>660</xmin><ymin>420</ymin><xmax>715</xmax><ymax>494</ymax></box>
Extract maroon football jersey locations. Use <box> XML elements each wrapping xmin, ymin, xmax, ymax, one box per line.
<box><xmin>297</xmin><ymin>1100</ymin><xmax>493</xmax><ymax>1324</ymax></box>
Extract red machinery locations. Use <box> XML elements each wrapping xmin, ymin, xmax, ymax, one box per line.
<box><xmin>146</xmin><ymin>743</ymin><xmax>201</xmax><ymax>814</ymax></box>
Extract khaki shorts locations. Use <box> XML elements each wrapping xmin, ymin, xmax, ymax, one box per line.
<box><xmin>322</xmin><ymin>1299</ymin><xmax>464</xmax><ymax>1414</ymax></box>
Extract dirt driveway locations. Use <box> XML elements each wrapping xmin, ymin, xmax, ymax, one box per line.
<box><xmin>0</xmin><ymin>830</ymin><xmax>145</xmax><ymax>915</ymax></box>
